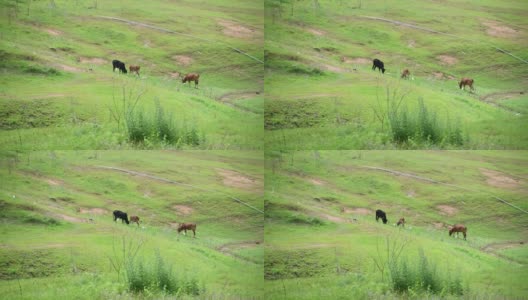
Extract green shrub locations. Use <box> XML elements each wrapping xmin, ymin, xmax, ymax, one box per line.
<box><xmin>387</xmin><ymin>98</ymin><xmax>466</xmax><ymax>146</ymax></box>
<box><xmin>125</xmin><ymin>251</ymin><xmax>202</xmax><ymax>295</ymax></box>
<box><xmin>388</xmin><ymin>249</ymin><xmax>465</xmax><ymax>295</ymax></box>
<box><xmin>125</xmin><ymin>102</ymin><xmax>203</xmax><ymax>147</ymax></box>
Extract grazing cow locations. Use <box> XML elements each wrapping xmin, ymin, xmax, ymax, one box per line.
<box><xmin>449</xmin><ymin>224</ymin><xmax>467</xmax><ymax>240</ymax></box>
<box><xmin>401</xmin><ymin>69</ymin><xmax>410</xmax><ymax>79</ymax></box>
<box><xmin>459</xmin><ymin>78</ymin><xmax>474</xmax><ymax>91</ymax></box>
<box><xmin>375</xmin><ymin>209</ymin><xmax>388</xmax><ymax>224</ymax></box>
<box><xmin>130</xmin><ymin>216</ymin><xmax>140</xmax><ymax>227</ymax></box>
<box><xmin>112</xmin><ymin>60</ymin><xmax>128</xmax><ymax>74</ymax></box>
<box><xmin>372</xmin><ymin>59</ymin><xmax>385</xmax><ymax>74</ymax></box>
<box><xmin>397</xmin><ymin>217</ymin><xmax>405</xmax><ymax>227</ymax></box>
<box><xmin>177</xmin><ymin>223</ymin><xmax>196</xmax><ymax>237</ymax></box>
<box><xmin>182</xmin><ymin>73</ymin><xmax>200</xmax><ymax>88</ymax></box>
<box><xmin>129</xmin><ymin>65</ymin><xmax>140</xmax><ymax>76</ymax></box>
<box><xmin>113</xmin><ymin>210</ymin><xmax>129</xmax><ymax>224</ymax></box>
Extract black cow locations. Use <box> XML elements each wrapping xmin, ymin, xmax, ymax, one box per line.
<box><xmin>112</xmin><ymin>60</ymin><xmax>128</xmax><ymax>74</ymax></box>
<box><xmin>113</xmin><ymin>210</ymin><xmax>130</xmax><ymax>224</ymax></box>
<box><xmin>372</xmin><ymin>58</ymin><xmax>385</xmax><ymax>74</ymax></box>
<box><xmin>375</xmin><ymin>209</ymin><xmax>388</xmax><ymax>224</ymax></box>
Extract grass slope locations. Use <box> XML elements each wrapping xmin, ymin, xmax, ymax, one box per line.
<box><xmin>0</xmin><ymin>150</ymin><xmax>264</xmax><ymax>299</ymax></box>
<box><xmin>264</xmin><ymin>150</ymin><xmax>528</xmax><ymax>299</ymax></box>
<box><xmin>0</xmin><ymin>0</ymin><xmax>263</xmax><ymax>149</ymax></box>
<box><xmin>264</xmin><ymin>0</ymin><xmax>528</xmax><ymax>149</ymax></box>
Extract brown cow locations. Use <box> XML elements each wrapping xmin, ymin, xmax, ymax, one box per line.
<box><xmin>177</xmin><ymin>223</ymin><xmax>196</xmax><ymax>237</ymax></box>
<box><xmin>182</xmin><ymin>73</ymin><xmax>200</xmax><ymax>88</ymax></box>
<box><xmin>459</xmin><ymin>78</ymin><xmax>474</xmax><ymax>91</ymax></box>
<box><xmin>129</xmin><ymin>65</ymin><xmax>140</xmax><ymax>76</ymax></box>
<box><xmin>449</xmin><ymin>224</ymin><xmax>467</xmax><ymax>240</ymax></box>
<box><xmin>401</xmin><ymin>69</ymin><xmax>410</xmax><ymax>79</ymax></box>
<box><xmin>397</xmin><ymin>217</ymin><xmax>405</xmax><ymax>227</ymax></box>
<box><xmin>130</xmin><ymin>216</ymin><xmax>140</xmax><ymax>227</ymax></box>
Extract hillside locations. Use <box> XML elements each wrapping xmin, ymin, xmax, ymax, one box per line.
<box><xmin>264</xmin><ymin>150</ymin><xmax>528</xmax><ymax>299</ymax></box>
<box><xmin>0</xmin><ymin>0</ymin><xmax>263</xmax><ymax>149</ymax></box>
<box><xmin>264</xmin><ymin>0</ymin><xmax>528</xmax><ymax>149</ymax></box>
<box><xmin>0</xmin><ymin>150</ymin><xmax>264</xmax><ymax>299</ymax></box>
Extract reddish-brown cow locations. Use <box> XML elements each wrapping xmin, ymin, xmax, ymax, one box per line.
<box><xmin>177</xmin><ymin>223</ymin><xmax>197</xmax><ymax>237</ymax></box>
<box><xmin>397</xmin><ymin>217</ymin><xmax>405</xmax><ymax>227</ymax></box>
<box><xmin>401</xmin><ymin>69</ymin><xmax>410</xmax><ymax>79</ymax></box>
<box><xmin>130</xmin><ymin>215</ymin><xmax>140</xmax><ymax>227</ymax></box>
<box><xmin>459</xmin><ymin>78</ymin><xmax>474</xmax><ymax>91</ymax></box>
<box><xmin>449</xmin><ymin>224</ymin><xmax>467</xmax><ymax>240</ymax></box>
<box><xmin>129</xmin><ymin>65</ymin><xmax>140</xmax><ymax>76</ymax></box>
<box><xmin>182</xmin><ymin>73</ymin><xmax>200</xmax><ymax>88</ymax></box>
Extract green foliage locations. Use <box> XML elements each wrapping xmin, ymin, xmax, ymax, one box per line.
<box><xmin>125</xmin><ymin>101</ymin><xmax>203</xmax><ymax>147</ymax></box>
<box><xmin>388</xmin><ymin>250</ymin><xmax>465</xmax><ymax>295</ymax></box>
<box><xmin>125</xmin><ymin>251</ymin><xmax>202</xmax><ymax>296</ymax></box>
<box><xmin>388</xmin><ymin>99</ymin><xmax>466</xmax><ymax>146</ymax></box>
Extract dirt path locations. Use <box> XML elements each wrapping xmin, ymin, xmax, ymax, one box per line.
<box><xmin>361</xmin><ymin>166</ymin><xmax>528</xmax><ymax>214</ymax></box>
<box><xmin>217</xmin><ymin>91</ymin><xmax>262</xmax><ymax>114</ymax></box>
<box><xmin>480</xmin><ymin>241</ymin><xmax>527</xmax><ymax>264</ymax></box>
<box><xmin>478</xmin><ymin>91</ymin><xmax>526</xmax><ymax>115</ymax></box>
<box><xmin>94</xmin><ymin>166</ymin><xmax>264</xmax><ymax>214</ymax></box>
<box><xmin>359</xmin><ymin>15</ymin><xmax>528</xmax><ymax>65</ymax></box>
<box><xmin>95</xmin><ymin>16</ymin><xmax>263</xmax><ymax>64</ymax></box>
<box><xmin>216</xmin><ymin>241</ymin><xmax>262</xmax><ymax>263</ymax></box>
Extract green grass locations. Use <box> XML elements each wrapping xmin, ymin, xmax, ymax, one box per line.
<box><xmin>0</xmin><ymin>150</ymin><xmax>264</xmax><ymax>299</ymax></box>
<box><xmin>0</xmin><ymin>0</ymin><xmax>263</xmax><ymax>150</ymax></box>
<box><xmin>264</xmin><ymin>0</ymin><xmax>528</xmax><ymax>149</ymax></box>
<box><xmin>264</xmin><ymin>150</ymin><xmax>528</xmax><ymax>299</ymax></box>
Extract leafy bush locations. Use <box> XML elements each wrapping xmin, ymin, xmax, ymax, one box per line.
<box><xmin>387</xmin><ymin>98</ymin><xmax>465</xmax><ymax>146</ymax></box>
<box><xmin>388</xmin><ymin>249</ymin><xmax>465</xmax><ymax>296</ymax></box>
<box><xmin>125</xmin><ymin>251</ymin><xmax>202</xmax><ymax>295</ymax></box>
<box><xmin>125</xmin><ymin>102</ymin><xmax>203</xmax><ymax>147</ymax></box>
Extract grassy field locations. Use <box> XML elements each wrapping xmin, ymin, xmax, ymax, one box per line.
<box><xmin>0</xmin><ymin>150</ymin><xmax>264</xmax><ymax>299</ymax></box>
<box><xmin>264</xmin><ymin>0</ymin><xmax>528</xmax><ymax>149</ymax></box>
<box><xmin>0</xmin><ymin>0</ymin><xmax>263</xmax><ymax>150</ymax></box>
<box><xmin>264</xmin><ymin>150</ymin><xmax>528</xmax><ymax>299</ymax></box>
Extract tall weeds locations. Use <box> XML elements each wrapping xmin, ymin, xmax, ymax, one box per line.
<box><xmin>372</xmin><ymin>87</ymin><xmax>466</xmax><ymax>147</ymax></box>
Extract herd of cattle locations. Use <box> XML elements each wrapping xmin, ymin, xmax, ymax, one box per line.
<box><xmin>371</xmin><ymin>58</ymin><xmax>475</xmax><ymax>91</ymax></box>
<box><xmin>113</xmin><ymin>210</ymin><xmax>197</xmax><ymax>237</ymax></box>
<box><xmin>375</xmin><ymin>209</ymin><xmax>467</xmax><ymax>240</ymax></box>
<box><xmin>111</xmin><ymin>59</ymin><xmax>201</xmax><ymax>88</ymax></box>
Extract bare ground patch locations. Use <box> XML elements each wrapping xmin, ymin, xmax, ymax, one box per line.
<box><xmin>53</xmin><ymin>213</ymin><xmax>85</xmax><ymax>223</ymax></box>
<box><xmin>407</xmin><ymin>40</ymin><xmax>416</xmax><ymax>48</ymax></box>
<box><xmin>480</xmin><ymin>168</ymin><xmax>519</xmax><ymax>189</ymax></box>
<box><xmin>305</xmin><ymin>28</ymin><xmax>326</xmax><ymax>36</ymax></box>
<box><xmin>320</xmin><ymin>64</ymin><xmax>346</xmax><ymax>73</ymax></box>
<box><xmin>437</xmin><ymin>205</ymin><xmax>458</xmax><ymax>216</ymax></box>
<box><xmin>46</xmin><ymin>178</ymin><xmax>63</xmax><ymax>186</ymax></box>
<box><xmin>431</xmin><ymin>71</ymin><xmax>456</xmax><ymax>80</ymax></box>
<box><xmin>218</xmin><ymin>91</ymin><xmax>261</xmax><ymax>102</ymax></box>
<box><xmin>341</xmin><ymin>57</ymin><xmax>371</xmax><ymax>65</ymax></box>
<box><xmin>433</xmin><ymin>222</ymin><xmax>446</xmax><ymax>229</ymax></box>
<box><xmin>481</xmin><ymin>241</ymin><xmax>526</xmax><ymax>252</ymax></box>
<box><xmin>78</xmin><ymin>57</ymin><xmax>106</xmax><ymax>65</ymax></box>
<box><xmin>217</xmin><ymin>19</ymin><xmax>257</xmax><ymax>39</ymax></box>
<box><xmin>170</xmin><ymin>72</ymin><xmax>181</xmax><ymax>78</ymax></box>
<box><xmin>482</xmin><ymin>21</ymin><xmax>518</xmax><ymax>38</ymax></box>
<box><xmin>437</xmin><ymin>55</ymin><xmax>458</xmax><ymax>66</ymax></box>
<box><xmin>480</xmin><ymin>91</ymin><xmax>526</xmax><ymax>102</ymax></box>
<box><xmin>216</xmin><ymin>168</ymin><xmax>260</xmax><ymax>191</ymax></box>
<box><xmin>173</xmin><ymin>205</ymin><xmax>193</xmax><ymax>216</ymax></box>
<box><xmin>342</xmin><ymin>207</ymin><xmax>371</xmax><ymax>215</ymax></box>
<box><xmin>78</xmin><ymin>207</ymin><xmax>107</xmax><ymax>215</ymax></box>
<box><xmin>44</xmin><ymin>28</ymin><xmax>62</xmax><ymax>36</ymax></box>
<box><xmin>58</xmin><ymin>64</ymin><xmax>82</xmax><ymax>73</ymax></box>
<box><xmin>406</xmin><ymin>189</ymin><xmax>416</xmax><ymax>198</ymax></box>
<box><xmin>307</xmin><ymin>177</ymin><xmax>327</xmax><ymax>186</ymax></box>
<box><xmin>173</xmin><ymin>55</ymin><xmax>193</xmax><ymax>66</ymax></box>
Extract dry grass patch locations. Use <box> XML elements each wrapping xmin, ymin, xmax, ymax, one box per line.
<box><xmin>480</xmin><ymin>168</ymin><xmax>519</xmax><ymax>189</ymax></box>
<box><xmin>482</xmin><ymin>21</ymin><xmax>518</xmax><ymax>38</ymax></box>
<box><xmin>436</xmin><ymin>205</ymin><xmax>458</xmax><ymax>216</ymax></box>
<box><xmin>217</xmin><ymin>19</ymin><xmax>257</xmax><ymax>39</ymax></box>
